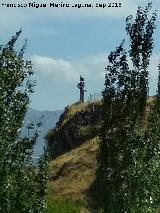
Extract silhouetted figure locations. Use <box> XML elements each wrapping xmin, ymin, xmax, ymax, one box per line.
<box><xmin>77</xmin><ymin>76</ymin><xmax>86</xmax><ymax>103</ymax></box>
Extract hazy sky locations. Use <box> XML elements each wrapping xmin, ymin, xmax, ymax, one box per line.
<box><xmin>1</xmin><ymin>0</ymin><xmax>160</xmax><ymax>111</ymax></box>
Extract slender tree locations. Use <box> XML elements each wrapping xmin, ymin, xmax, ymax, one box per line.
<box><xmin>98</xmin><ymin>3</ymin><xmax>158</xmax><ymax>212</ymax></box>
<box><xmin>98</xmin><ymin>41</ymin><xmax>131</xmax><ymax>212</ymax></box>
<box><xmin>0</xmin><ymin>30</ymin><xmax>48</xmax><ymax>212</ymax></box>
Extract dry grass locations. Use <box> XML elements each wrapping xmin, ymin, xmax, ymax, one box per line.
<box><xmin>48</xmin><ymin>137</ymin><xmax>100</xmax><ymax>203</ymax></box>
<box><xmin>61</xmin><ymin>103</ymin><xmax>89</xmax><ymax>126</ymax></box>
<box><xmin>61</xmin><ymin>101</ymin><xmax>102</xmax><ymax>126</ymax></box>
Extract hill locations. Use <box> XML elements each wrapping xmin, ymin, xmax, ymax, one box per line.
<box><xmin>46</xmin><ymin>102</ymin><xmax>103</xmax><ymax>159</ymax></box>
<box><xmin>46</xmin><ymin>102</ymin><xmax>103</xmax><ymax>212</ymax></box>
<box><xmin>46</xmin><ymin>98</ymin><xmax>156</xmax><ymax>212</ymax></box>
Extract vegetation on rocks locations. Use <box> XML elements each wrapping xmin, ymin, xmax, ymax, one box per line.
<box><xmin>45</xmin><ymin>101</ymin><xmax>102</xmax><ymax>159</ymax></box>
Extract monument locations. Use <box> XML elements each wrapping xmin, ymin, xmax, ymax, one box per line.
<box><xmin>77</xmin><ymin>76</ymin><xmax>86</xmax><ymax>103</ymax></box>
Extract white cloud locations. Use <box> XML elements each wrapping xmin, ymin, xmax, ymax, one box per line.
<box><xmin>32</xmin><ymin>53</ymin><xmax>160</xmax><ymax>93</ymax></box>
<box><xmin>32</xmin><ymin>55</ymin><xmax>79</xmax><ymax>82</ymax></box>
<box><xmin>32</xmin><ymin>53</ymin><xmax>107</xmax><ymax>83</ymax></box>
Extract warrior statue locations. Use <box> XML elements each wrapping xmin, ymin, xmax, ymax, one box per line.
<box><xmin>77</xmin><ymin>76</ymin><xmax>86</xmax><ymax>103</ymax></box>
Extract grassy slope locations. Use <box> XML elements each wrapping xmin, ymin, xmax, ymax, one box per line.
<box><xmin>48</xmin><ymin>137</ymin><xmax>100</xmax><ymax>212</ymax></box>
<box><xmin>47</xmin><ymin>195</ymin><xmax>82</xmax><ymax>213</ymax></box>
<box><xmin>47</xmin><ymin>102</ymin><xmax>102</xmax><ymax>212</ymax></box>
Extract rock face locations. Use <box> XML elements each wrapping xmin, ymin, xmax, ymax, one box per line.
<box><xmin>46</xmin><ymin>101</ymin><xmax>103</xmax><ymax>159</ymax></box>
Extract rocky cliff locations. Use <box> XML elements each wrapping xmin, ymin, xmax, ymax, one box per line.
<box><xmin>46</xmin><ymin>101</ymin><xmax>103</xmax><ymax>159</ymax></box>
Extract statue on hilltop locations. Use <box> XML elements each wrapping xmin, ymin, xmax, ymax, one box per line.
<box><xmin>77</xmin><ymin>75</ymin><xmax>86</xmax><ymax>103</ymax></box>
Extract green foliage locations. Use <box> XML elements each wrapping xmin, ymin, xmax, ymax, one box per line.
<box><xmin>126</xmin><ymin>2</ymin><xmax>157</xmax><ymax>117</ymax></box>
<box><xmin>98</xmin><ymin>3</ymin><xmax>160</xmax><ymax>213</ymax></box>
<box><xmin>0</xmin><ymin>30</ymin><xmax>47</xmax><ymax>212</ymax></box>
<box><xmin>47</xmin><ymin>195</ymin><xmax>81</xmax><ymax>213</ymax></box>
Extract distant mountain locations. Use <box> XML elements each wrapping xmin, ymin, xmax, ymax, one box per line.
<box><xmin>21</xmin><ymin>108</ymin><xmax>63</xmax><ymax>157</ymax></box>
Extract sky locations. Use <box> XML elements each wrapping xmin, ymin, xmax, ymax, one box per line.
<box><xmin>1</xmin><ymin>0</ymin><xmax>160</xmax><ymax>111</ymax></box>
